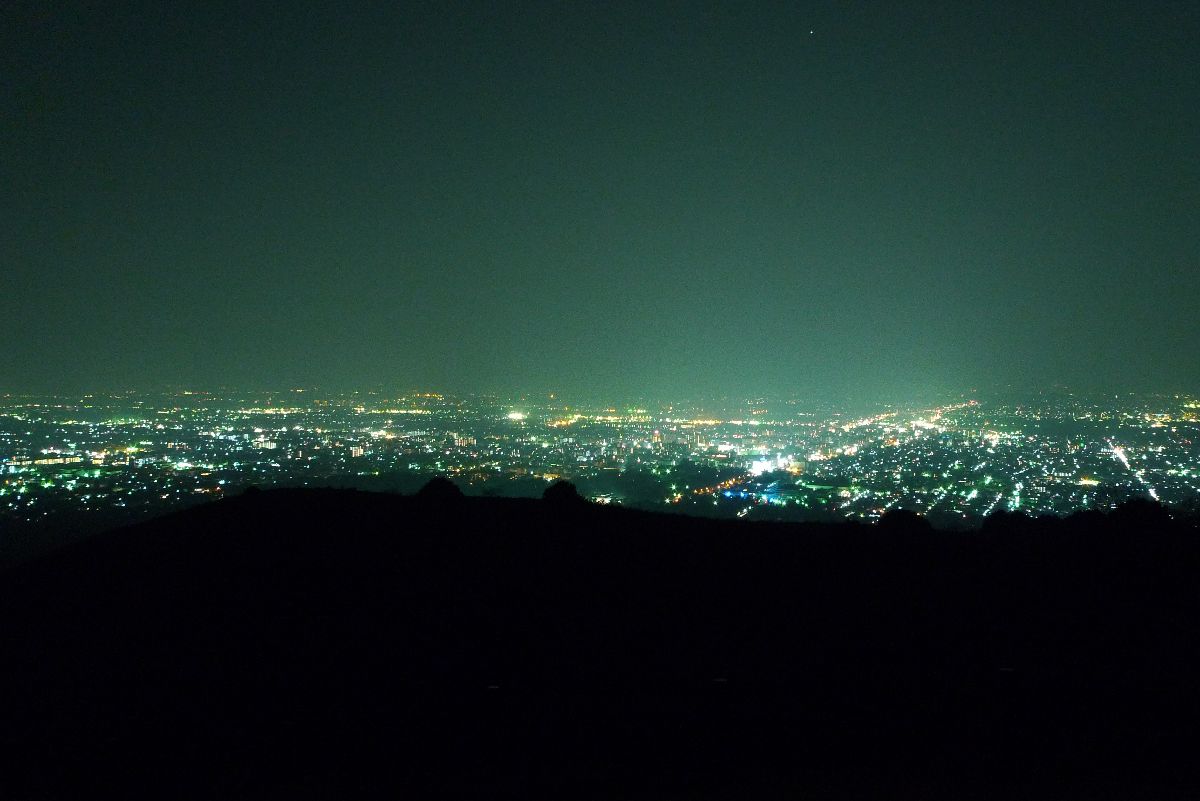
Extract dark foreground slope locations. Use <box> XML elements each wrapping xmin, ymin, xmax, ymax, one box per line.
<box><xmin>2</xmin><ymin>489</ymin><xmax>1199</xmax><ymax>800</ymax></box>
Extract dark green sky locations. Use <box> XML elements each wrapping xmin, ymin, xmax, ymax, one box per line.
<box><xmin>3</xmin><ymin>1</ymin><xmax>1197</xmax><ymax>400</ymax></box>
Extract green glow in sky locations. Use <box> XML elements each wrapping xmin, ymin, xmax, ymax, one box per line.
<box><xmin>3</xmin><ymin>3</ymin><xmax>1197</xmax><ymax>399</ymax></box>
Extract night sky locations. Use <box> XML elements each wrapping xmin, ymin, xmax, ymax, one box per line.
<box><xmin>4</xmin><ymin>2</ymin><xmax>1197</xmax><ymax>400</ymax></box>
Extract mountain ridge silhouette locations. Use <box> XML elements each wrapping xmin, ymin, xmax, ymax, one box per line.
<box><xmin>1</xmin><ymin>484</ymin><xmax>1198</xmax><ymax>799</ymax></box>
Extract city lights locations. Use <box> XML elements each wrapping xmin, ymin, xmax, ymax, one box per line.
<box><xmin>1</xmin><ymin>391</ymin><xmax>1198</xmax><ymax>533</ymax></box>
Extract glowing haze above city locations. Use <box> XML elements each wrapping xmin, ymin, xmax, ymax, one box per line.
<box><xmin>4</xmin><ymin>3</ymin><xmax>1197</xmax><ymax>400</ymax></box>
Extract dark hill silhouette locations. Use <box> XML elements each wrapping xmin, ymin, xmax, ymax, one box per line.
<box><xmin>1</xmin><ymin>487</ymin><xmax>1198</xmax><ymax>799</ymax></box>
<box><xmin>414</xmin><ymin>474</ymin><xmax>465</xmax><ymax>502</ymax></box>
<box><xmin>542</xmin><ymin>479</ymin><xmax>586</xmax><ymax>505</ymax></box>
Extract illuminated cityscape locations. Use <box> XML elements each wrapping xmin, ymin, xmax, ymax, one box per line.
<box><xmin>3</xmin><ymin>390</ymin><xmax>1198</xmax><ymax>535</ymax></box>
